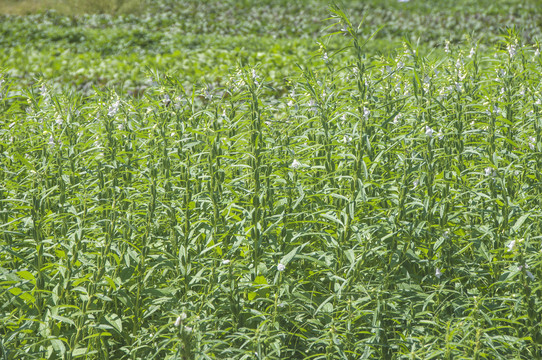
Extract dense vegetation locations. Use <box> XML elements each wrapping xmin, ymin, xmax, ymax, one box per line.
<box><xmin>1</xmin><ymin>0</ymin><xmax>542</xmax><ymax>359</ymax></box>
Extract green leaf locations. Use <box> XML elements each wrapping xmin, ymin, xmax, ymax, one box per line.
<box><xmin>104</xmin><ymin>314</ymin><xmax>123</xmax><ymax>335</ymax></box>
<box><xmin>512</xmin><ymin>214</ymin><xmax>529</xmax><ymax>234</ymax></box>
<box><xmin>281</xmin><ymin>242</ymin><xmax>308</xmax><ymax>266</ymax></box>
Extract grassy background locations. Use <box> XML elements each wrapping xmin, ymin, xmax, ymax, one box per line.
<box><xmin>1</xmin><ymin>0</ymin><xmax>542</xmax><ymax>95</ymax></box>
<box><xmin>0</xmin><ymin>0</ymin><xmax>145</xmax><ymax>15</ymax></box>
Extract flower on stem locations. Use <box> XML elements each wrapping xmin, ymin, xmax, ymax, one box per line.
<box><xmin>455</xmin><ymin>82</ymin><xmax>462</xmax><ymax>92</ymax></box>
<box><xmin>425</xmin><ymin>125</ymin><xmax>434</xmax><ymax>137</ymax></box>
<box><xmin>363</xmin><ymin>107</ymin><xmax>370</xmax><ymax>120</ymax></box>
<box><xmin>277</xmin><ymin>263</ymin><xmax>286</xmax><ymax>272</ymax></box>
<box><xmin>507</xmin><ymin>240</ymin><xmax>516</xmax><ymax>252</ymax></box>
<box><xmin>484</xmin><ymin>167</ymin><xmax>493</xmax><ymax>177</ymax></box>
<box><xmin>435</xmin><ymin>268</ymin><xmax>442</xmax><ymax>279</ymax></box>
<box><xmin>174</xmin><ymin>315</ymin><xmax>183</xmax><ymax>327</ymax></box>
<box><xmin>507</xmin><ymin>44</ymin><xmax>516</xmax><ymax>58</ymax></box>
<box><xmin>309</xmin><ymin>99</ymin><xmax>318</xmax><ymax>114</ymax></box>
<box><xmin>108</xmin><ymin>100</ymin><xmax>120</xmax><ymax>117</ymax></box>
<box><xmin>162</xmin><ymin>94</ymin><xmax>171</xmax><ymax>107</ymax></box>
<box><xmin>455</xmin><ymin>58</ymin><xmax>462</xmax><ymax>69</ymax></box>
<box><xmin>529</xmin><ymin>136</ymin><xmax>536</xmax><ymax>150</ymax></box>
<box><xmin>290</xmin><ymin>159</ymin><xmax>301</xmax><ymax>170</ymax></box>
<box><xmin>204</xmin><ymin>88</ymin><xmax>213</xmax><ymax>100</ymax></box>
<box><xmin>323</xmin><ymin>52</ymin><xmax>329</xmax><ymax>62</ymax></box>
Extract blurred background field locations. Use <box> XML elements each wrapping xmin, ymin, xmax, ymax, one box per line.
<box><xmin>1</xmin><ymin>0</ymin><xmax>542</xmax><ymax>96</ymax></box>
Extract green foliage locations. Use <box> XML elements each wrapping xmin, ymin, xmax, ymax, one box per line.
<box><xmin>0</xmin><ymin>0</ymin><xmax>145</xmax><ymax>15</ymax></box>
<box><xmin>1</xmin><ymin>1</ymin><xmax>542</xmax><ymax>359</ymax></box>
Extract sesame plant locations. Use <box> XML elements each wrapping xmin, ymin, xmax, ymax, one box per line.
<box><xmin>1</xmin><ymin>1</ymin><xmax>542</xmax><ymax>359</ymax></box>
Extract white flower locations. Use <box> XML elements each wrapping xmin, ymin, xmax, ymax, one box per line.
<box><xmin>163</xmin><ymin>94</ymin><xmax>171</xmax><ymax>106</ymax></box>
<box><xmin>277</xmin><ymin>263</ymin><xmax>286</xmax><ymax>272</ymax></box>
<box><xmin>535</xmin><ymin>48</ymin><xmax>540</xmax><ymax>57</ymax></box>
<box><xmin>323</xmin><ymin>52</ymin><xmax>329</xmax><ymax>62</ymax></box>
<box><xmin>290</xmin><ymin>159</ymin><xmax>301</xmax><ymax>170</ymax></box>
<box><xmin>469</xmin><ymin>47</ymin><xmax>475</xmax><ymax>58</ymax></box>
<box><xmin>222</xmin><ymin>259</ymin><xmax>230</xmax><ymax>265</ymax></box>
<box><xmin>108</xmin><ymin>100</ymin><xmax>120</xmax><ymax>117</ymax></box>
<box><xmin>174</xmin><ymin>316</ymin><xmax>182</xmax><ymax>327</ymax></box>
<box><xmin>309</xmin><ymin>99</ymin><xmax>318</xmax><ymax>114</ymax></box>
<box><xmin>251</xmin><ymin>69</ymin><xmax>258</xmax><ymax>80</ymax></box>
<box><xmin>507</xmin><ymin>240</ymin><xmax>516</xmax><ymax>252</ymax></box>
<box><xmin>363</xmin><ymin>107</ymin><xmax>370</xmax><ymax>120</ymax></box>
<box><xmin>444</xmin><ymin>41</ymin><xmax>450</xmax><ymax>53</ymax></box>
<box><xmin>435</xmin><ymin>268</ymin><xmax>442</xmax><ymax>279</ymax></box>
<box><xmin>425</xmin><ymin>125</ymin><xmax>434</xmax><ymax>137</ymax></box>
<box><xmin>413</xmin><ymin>180</ymin><xmax>419</xmax><ymax>189</ymax></box>
<box><xmin>287</xmin><ymin>100</ymin><xmax>294</xmax><ymax>107</ymax></box>
<box><xmin>508</xmin><ymin>44</ymin><xmax>516</xmax><ymax>58</ymax></box>
<box><xmin>48</xmin><ymin>135</ymin><xmax>55</xmax><ymax>147</ymax></box>
<box><xmin>529</xmin><ymin>136</ymin><xmax>536</xmax><ymax>150</ymax></box>
<box><xmin>343</xmin><ymin>135</ymin><xmax>352</xmax><ymax>144</ymax></box>
<box><xmin>204</xmin><ymin>89</ymin><xmax>213</xmax><ymax>100</ymax></box>
<box><xmin>484</xmin><ymin>167</ymin><xmax>493</xmax><ymax>177</ymax></box>
<box><xmin>398</xmin><ymin>0</ymin><xmax>409</xmax><ymax>2</ymax></box>
<box><xmin>184</xmin><ymin>326</ymin><xmax>193</xmax><ymax>333</ymax></box>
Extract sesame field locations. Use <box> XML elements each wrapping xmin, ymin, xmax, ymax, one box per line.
<box><xmin>1</xmin><ymin>0</ymin><xmax>542</xmax><ymax>358</ymax></box>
